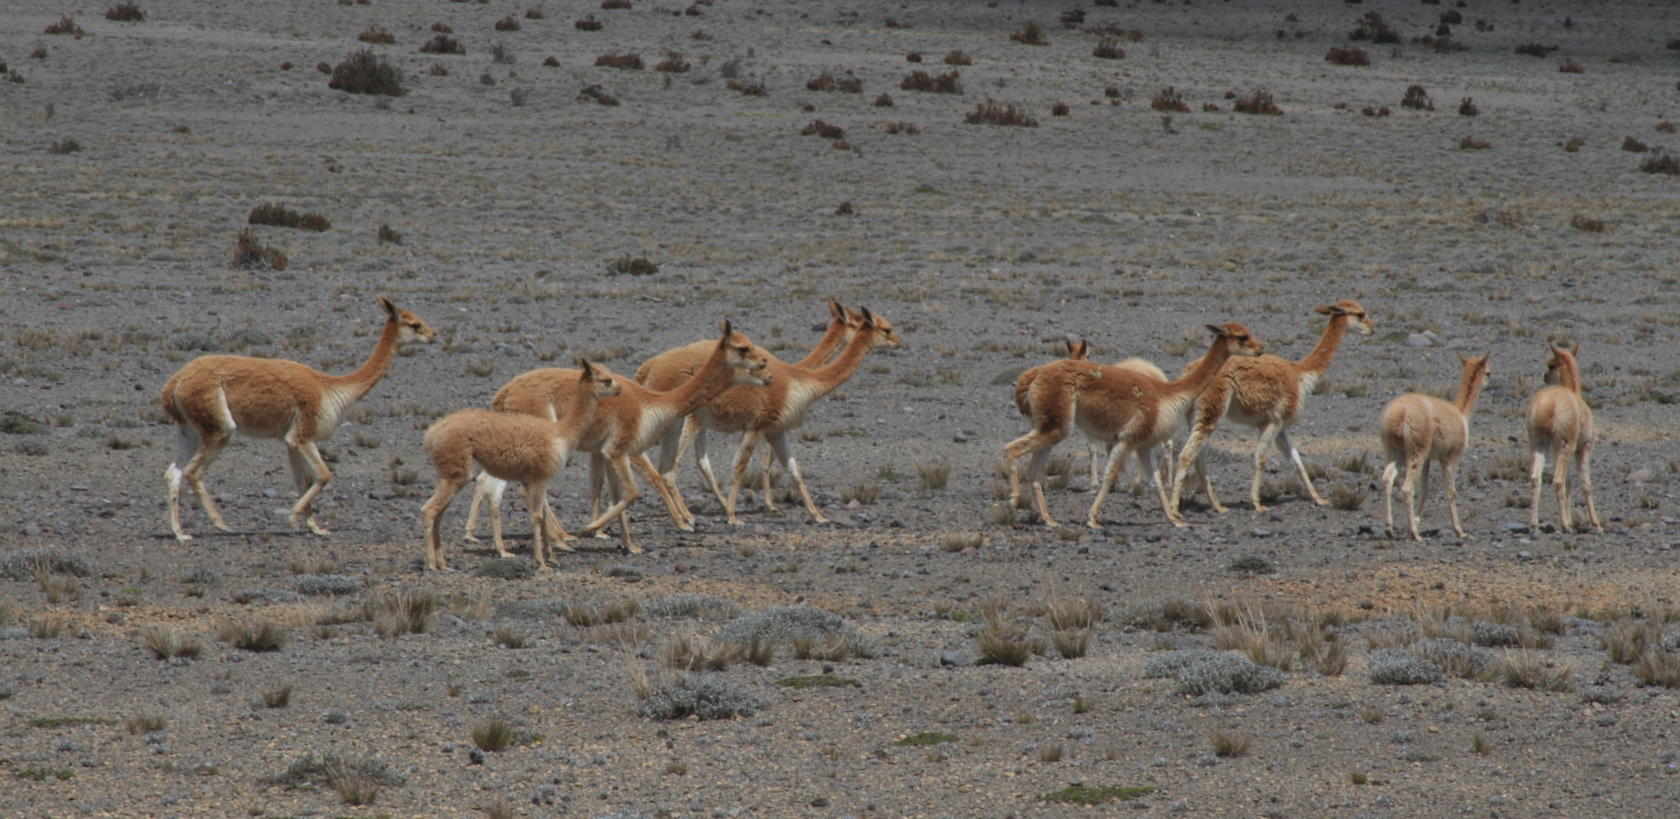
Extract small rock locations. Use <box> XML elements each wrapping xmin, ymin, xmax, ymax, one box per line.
<box><xmin>1405</xmin><ymin>333</ymin><xmax>1434</xmax><ymax>347</ymax></box>
<box><xmin>940</xmin><ymin>651</ymin><xmax>968</xmax><ymax>667</ymax></box>
<box><xmin>1250</xmin><ymin>528</ymin><xmax>1272</xmax><ymax>538</ymax></box>
<box><xmin>468</xmin><ymin>748</ymin><xmax>486</xmax><ymax>765</ymax></box>
<box><xmin>952</xmin><ymin>432</ymin><xmax>970</xmax><ymax>443</ymax></box>
<box><xmin>1625</xmin><ymin>468</ymin><xmax>1655</xmax><ymax>484</ymax></box>
<box><xmin>1039</xmin><ymin>331</ymin><xmax>1067</xmax><ymax>343</ymax></box>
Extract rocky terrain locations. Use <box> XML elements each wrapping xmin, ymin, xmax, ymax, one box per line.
<box><xmin>4</xmin><ymin>0</ymin><xmax>1680</xmax><ymax>817</ymax></box>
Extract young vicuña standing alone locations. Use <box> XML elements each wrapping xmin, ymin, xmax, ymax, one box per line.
<box><xmin>1525</xmin><ymin>344</ymin><xmax>1602</xmax><ymax>533</ymax></box>
<box><xmin>420</xmin><ymin>361</ymin><xmax>620</xmax><ymax>572</ymax></box>
<box><xmin>1171</xmin><ymin>300</ymin><xmax>1373</xmax><ymax>515</ymax></box>
<box><xmin>1379</xmin><ymin>352</ymin><xmax>1491</xmax><ymax>540</ymax></box>
<box><xmin>161</xmin><ymin>297</ymin><xmax>435</xmax><ymax>541</ymax></box>
<box><xmin>1006</xmin><ymin>322</ymin><xmax>1264</xmax><ymax>529</ymax></box>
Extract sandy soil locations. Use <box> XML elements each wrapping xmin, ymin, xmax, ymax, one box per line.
<box><xmin>4</xmin><ymin>0</ymin><xmax>1680</xmax><ymax>817</ymax></box>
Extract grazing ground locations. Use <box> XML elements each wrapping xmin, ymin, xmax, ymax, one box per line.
<box><xmin>5</xmin><ymin>0</ymin><xmax>1680</xmax><ymax>816</ymax></box>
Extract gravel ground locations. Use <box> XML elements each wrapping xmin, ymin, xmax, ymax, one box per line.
<box><xmin>4</xmin><ymin>1</ymin><xmax>1680</xmax><ymax>817</ymax></box>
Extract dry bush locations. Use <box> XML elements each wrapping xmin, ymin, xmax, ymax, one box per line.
<box><xmin>1051</xmin><ymin>101</ymin><xmax>1070</xmax><ymax>116</ymax></box>
<box><xmin>1348</xmin><ymin>11</ymin><xmax>1397</xmax><ymax>44</ymax></box>
<box><xmin>1623</xmin><ymin>135</ymin><xmax>1649</xmax><ymax>153</ymax></box>
<box><xmin>421</xmin><ymin>34</ymin><xmax>464</xmax><ymax>55</ymax></box>
<box><xmin>358</xmin><ymin>26</ymin><xmax>396</xmax><ymax>45</ymax></box>
<box><xmin>1363</xmin><ymin>106</ymin><xmax>1392</xmax><ymax>117</ymax></box>
<box><xmin>901</xmin><ymin>70</ymin><xmax>962</xmax><ymax>94</ymax></box>
<box><xmin>1458</xmin><ymin>97</ymin><xmax>1479</xmax><ymax>116</ymax></box>
<box><xmin>1460</xmin><ymin>136</ymin><xmax>1491</xmax><ymax>150</ymax></box>
<box><xmin>1499</xmin><ymin>650</ymin><xmax>1572</xmax><ymax>691</ymax></box>
<box><xmin>595</xmin><ymin>52</ymin><xmax>643</xmax><ymax>69</ymax></box>
<box><xmin>575</xmin><ymin>14</ymin><xmax>603</xmax><ymax>31</ymax></box>
<box><xmin>1010</xmin><ymin>21</ymin><xmax>1047</xmax><ymax>46</ymax></box>
<box><xmin>874</xmin><ymin>92</ymin><xmax>893</xmax><ymax>107</ymax></box>
<box><xmin>1234</xmin><ymin>89</ymin><xmax>1282</xmax><ymax>115</ymax></box>
<box><xmin>602</xmin><ymin>0</ymin><xmax>631</xmax><ymax>7</ymax></box>
<box><xmin>48</xmin><ymin>138</ymin><xmax>80</xmax><ymax>155</ymax></box>
<box><xmin>1641</xmin><ymin>151</ymin><xmax>1680</xmax><ymax>176</ymax></box>
<box><xmin>884</xmin><ymin>121</ymin><xmax>919</xmax><ymax>135</ymax></box>
<box><xmin>1151</xmin><ymin>87</ymin><xmax>1189</xmax><ymax>113</ymax></box>
<box><xmin>106</xmin><ymin>4</ymin><xmax>144</xmax><ymax>22</ymax></box>
<box><xmin>578</xmin><ymin>84</ymin><xmax>619</xmax><ymax>105</ymax></box>
<box><xmin>800</xmin><ymin>120</ymin><xmax>844</xmax><ymax>139</ymax></box>
<box><xmin>1601</xmin><ymin>621</ymin><xmax>1660</xmax><ymax>664</ymax></box>
<box><xmin>1440</xmin><ymin>10</ymin><xmax>1463</xmax><ymax>24</ymax></box>
<box><xmin>966</xmin><ymin>101</ymin><xmax>1038</xmax><ymax>127</ymax></box>
<box><xmin>1059</xmin><ymin>9</ymin><xmax>1085</xmax><ymax>28</ymax></box>
<box><xmin>494</xmin><ymin>16</ymin><xmax>521</xmax><ymax>31</ymax></box>
<box><xmin>249</xmin><ymin>202</ymin><xmax>301</xmax><ymax>228</ymax></box>
<box><xmin>231</xmin><ymin>229</ymin><xmax>287</xmax><ymax>271</ymax></box>
<box><xmin>885</xmin><ymin>17</ymin><xmax>910</xmax><ymax>30</ymax></box>
<box><xmin>661</xmin><ymin>635</ymin><xmax>744</xmax><ymax>671</ymax></box>
<box><xmin>328</xmin><ymin>50</ymin><xmax>405</xmax><ymax>96</ymax></box>
<box><xmin>1514</xmin><ymin>43</ymin><xmax>1559</xmax><ymax>58</ymax></box>
<box><xmin>1093</xmin><ymin>39</ymin><xmax>1124</xmax><ymax>60</ymax></box>
<box><xmin>906</xmin><ymin>52</ymin><xmax>922</xmax><ymax>63</ymax></box>
<box><xmin>298</xmin><ymin>213</ymin><xmax>330</xmax><ymax>232</ymax></box>
<box><xmin>690</xmin><ymin>28</ymin><xmax>711</xmax><ymax>40</ymax></box>
<box><xmin>1208</xmin><ymin>730</ymin><xmax>1250</xmax><ymax>757</ymax></box>
<box><xmin>655</xmin><ymin>52</ymin><xmax>690</xmax><ymax>73</ymax></box>
<box><xmin>806</xmin><ymin>72</ymin><xmax>861</xmax><ymax>93</ymax></box>
<box><xmin>726</xmin><ymin>80</ymin><xmax>765</xmax><ymax>96</ymax></box>
<box><xmin>944</xmin><ymin>50</ymin><xmax>972</xmax><ymax>66</ymax></box>
<box><xmin>1559</xmin><ymin>59</ymin><xmax>1583</xmax><ymax>74</ymax></box>
<box><xmin>1571</xmin><ymin>214</ymin><xmax>1605</xmax><ymax>233</ymax></box>
<box><xmin>45</xmin><ymin>16</ymin><xmax>85</xmax><ymax>37</ymax></box>
<box><xmin>366</xmin><ymin>589</ymin><xmax>440</xmax><ymax>637</ymax></box>
<box><xmin>1325</xmin><ymin>47</ymin><xmax>1369</xmax><ymax>66</ymax></box>
<box><xmin>1634</xmin><ymin>651</ymin><xmax>1680</xmax><ymax>687</ymax></box>
<box><xmin>1401</xmin><ymin>84</ymin><xmax>1433</xmax><ymax>111</ymax></box>
<box><xmin>376</xmin><ymin>225</ymin><xmax>402</xmax><ymax>245</ymax></box>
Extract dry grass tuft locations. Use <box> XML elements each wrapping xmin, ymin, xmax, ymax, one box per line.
<box><xmin>421</xmin><ymin>34</ymin><xmax>464</xmax><ymax>55</ymax></box>
<box><xmin>358</xmin><ymin>26</ymin><xmax>396</xmax><ymax>45</ymax></box>
<box><xmin>1009</xmin><ymin>21</ymin><xmax>1048</xmax><ymax>46</ymax></box>
<box><xmin>966</xmin><ymin>101</ymin><xmax>1038</xmax><ymax>127</ymax></box>
<box><xmin>231</xmin><ymin>229</ymin><xmax>287</xmax><ymax>271</ymax></box>
<box><xmin>901</xmin><ymin>70</ymin><xmax>962</xmax><ymax>94</ymax></box>
<box><xmin>105</xmin><ymin>4</ymin><xmax>145</xmax><ymax>23</ymax></box>
<box><xmin>328</xmin><ymin>49</ymin><xmax>405</xmax><ymax>96</ymax></box>
<box><xmin>1326</xmin><ymin>47</ymin><xmax>1369</xmax><ymax>66</ymax></box>
<box><xmin>1151</xmin><ymin>86</ymin><xmax>1189</xmax><ymax>113</ymax></box>
<box><xmin>1401</xmin><ymin>84</ymin><xmax>1433</xmax><ymax>111</ymax></box>
<box><xmin>594</xmin><ymin>52</ymin><xmax>643</xmax><ymax>70</ymax></box>
<box><xmin>1208</xmin><ymin>730</ymin><xmax>1250</xmax><ymax>757</ymax></box>
<box><xmin>1093</xmin><ymin>39</ymin><xmax>1124</xmax><ymax>60</ymax></box>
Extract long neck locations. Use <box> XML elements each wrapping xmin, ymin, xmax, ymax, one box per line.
<box><xmin>1296</xmin><ymin>314</ymin><xmax>1349</xmax><ymax>376</ymax></box>
<box><xmin>658</xmin><ymin>342</ymin><xmax>740</xmax><ymax>417</ymax></box>
<box><xmin>801</xmin><ymin>327</ymin><xmax>877</xmax><ymax>397</ymax></box>
<box><xmin>326</xmin><ymin>316</ymin><xmax>400</xmax><ymax>399</ymax></box>
<box><xmin>1168</xmin><ymin>336</ymin><xmax>1234</xmax><ymax>399</ymax></box>
<box><xmin>557</xmin><ymin>382</ymin><xmax>602</xmax><ymax>438</ymax></box>
<box><xmin>794</xmin><ymin>319</ymin><xmax>851</xmax><ymax>368</ymax></box>
<box><xmin>1555</xmin><ymin>358</ymin><xmax>1582</xmax><ymax>393</ymax></box>
<box><xmin>1453</xmin><ymin>367</ymin><xmax>1487</xmax><ymax>417</ymax></box>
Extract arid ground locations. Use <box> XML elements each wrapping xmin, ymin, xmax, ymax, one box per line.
<box><xmin>4</xmin><ymin>1</ymin><xmax>1680</xmax><ymax>817</ymax></box>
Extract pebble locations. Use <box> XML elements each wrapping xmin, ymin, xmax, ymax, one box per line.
<box><xmin>1625</xmin><ymin>468</ymin><xmax>1654</xmax><ymax>483</ymax></box>
<box><xmin>940</xmin><ymin>651</ymin><xmax>968</xmax><ymax>667</ymax></box>
<box><xmin>1406</xmin><ymin>332</ymin><xmax>1434</xmax><ymax>347</ymax></box>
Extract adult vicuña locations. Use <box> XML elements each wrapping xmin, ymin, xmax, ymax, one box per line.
<box><xmin>466</xmin><ymin>321</ymin><xmax>771</xmax><ymax>554</ymax></box>
<box><xmin>420</xmin><ymin>360</ymin><xmax>620</xmax><ymax>572</ymax></box>
<box><xmin>161</xmin><ymin>297</ymin><xmax>435</xmax><ymax>541</ymax></box>
<box><xmin>637</xmin><ymin>306</ymin><xmax>901</xmax><ymax>525</ymax></box>
<box><xmin>1171</xmin><ymin>300</ymin><xmax>1374</xmax><ymax>514</ymax></box>
<box><xmin>1379</xmin><ymin>352</ymin><xmax>1491</xmax><ymax>540</ymax></box>
<box><xmin>1013</xmin><ymin>341</ymin><xmax>1171</xmax><ymax>492</ymax></box>
<box><xmin>1525</xmin><ymin>344</ymin><xmax>1601</xmax><ymax>533</ymax></box>
<box><xmin>1006</xmin><ymin>322</ymin><xmax>1264</xmax><ymax>529</ymax></box>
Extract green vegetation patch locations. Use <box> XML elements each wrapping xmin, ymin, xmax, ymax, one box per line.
<box><xmin>775</xmin><ymin>674</ymin><xmax>859</xmax><ymax>689</ymax></box>
<box><xmin>1041</xmin><ymin>784</ymin><xmax>1155</xmax><ymax>805</ymax></box>
<box><xmin>893</xmin><ymin>731</ymin><xmax>956</xmax><ymax>746</ymax></box>
<box><xmin>15</xmin><ymin>768</ymin><xmax>76</xmax><ymax>781</ymax></box>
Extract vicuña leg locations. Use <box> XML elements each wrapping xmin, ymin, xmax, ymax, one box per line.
<box><xmin>284</xmin><ymin>436</ymin><xmax>333</xmax><ymax>535</ymax></box>
<box><xmin>1380</xmin><ymin>457</ymin><xmax>1401</xmax><ymax>539</ymax></box>
<box><xmin>1443</xmin><ymin>460</ymin><xmax>1464</xmax><ymax>538</ymax></box>
<box><xmin>765</xmin><ymin>431</ymin><xmax>827</xmax><ymax>523</ymax></box>
<box><xmin>1005</xmin><ymin>427</ymin><xmax>1067</xmax><ymax>527</ymax></box>
<box><xmin>1577</xmin><ymin>442</ymin><xmax>1602</xmax><ymax>532</ymax></box>
<box><xmin>1273</xmin><ymin>429</ymin><xmax>1328</xmax><ymax>506</ymax></box>
<box><xmin>167</xmin><ymin>425</ymin><xmax>236</xmax><ymax>540</ymax></box>
<box><xmin>580</xmin><ymin>455</ymin><xmax>643</xmax><ymax>553</ymax></box>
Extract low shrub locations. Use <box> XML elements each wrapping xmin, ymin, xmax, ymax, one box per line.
<box><xmin>638</xmin><ymin>674</ymin><xmax>766</xmax><ymax>720</ymax></box>
<box><xmin>328</xmin><ymin>50</ymin><xmax>405</xmax><ymax>96</ymax></box>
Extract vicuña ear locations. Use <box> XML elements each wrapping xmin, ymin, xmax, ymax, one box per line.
<box><xmin>828</xmin><ymin>297</ymin><xmax>844</xmax><ymax>320</ymax></box>
<box><xmin>578</xmin><ymin>358</ymin><xmax>597</xmax><ymax>380</ymax></box>
<box><xmin>1570</xmin><ymin>343</ymin><xmax>1580</xmax><ymax>356</ymax></box>
<box><xmin>1458</xmin><ymin>352</ymin><xmax>1470</xmax><ymax>365</ymax></box>
<box><xmin>719</xmin><ymin>319</ymin><xmax>733</xmax><ymax>340</ymax></box>
<box><xmin>378</xmin><ymin>297</ymin><xmax>396</xmax><ymax>319</ymax></box>
<box><xmin>859</xmin><ymin>306</ymin><xmax>875</xmax><ymax>328</ymax></box>
<box><xmin>1314</xmin><ymin>304</ymin><xmax>1335</xmax><ymax>316</ymax></box>
<box><xmin>1205</xmin><ymin>324</ymin><xmax>1228</xmax><ymax>338</ymax></box>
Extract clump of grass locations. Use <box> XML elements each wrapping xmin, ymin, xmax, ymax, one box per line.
<box><xmin>125</xmin><ymin>714</ymin><xmax>167</xmax><ymax>734</ymax></box>
<box><xmin>328</xmin><ymin>49</ymin><xmax>405</xmax><ymax>96</ymax></box>
<box><xmin>219</xmin><ymin>619</ymin><xmax>286</xmax><ymax>652</ymax></box>
<box><xmin>1093</xmin><ymin>38</ymin><xmax>1124</xmax><ymax>59</ymax></box>
<box><xmin>1208</xmin><ymin>730</ymin><xmax>1250</xmax><ymax>757</ymax></box>
<box><xmin>1458</xmin><ymin>97</ymin><xmax>1479</xmax><ymax>116</ymax></box>
<box><xmin>575</xmin><ymin>14</ymin><xmax>603</xmax><ymax>31</ymax></box>
<box><xmin>1633</xmin><ymin>650</ymin><xmax>1680</xmax><ymax>687</ymax></box>
<box><xmin>492</xmin><ymin>625</ymin><xmax>529</xmax><ymax>649</ymax></box>
<box><xmin>494</xmin><ymin>15</ymin><xmax>521</xmax><ymax>31</ymax></box>
<box><xmin>916</xmin><ymin>460</ymin><xmax>951</xmax><ymax>490</ymax></box>
<box><xmin>366</xmin><ymin>589</ymin><xmax>440</xmax><ymax>637</ymax></box>
<box><xmin>48</xmin><ymin>137</ymin><xmax>80</xmax><ymax>155</ymax></box>
<box><xmin>1229</xmin><ymin>554</ymin><xmax>1275</xmax><ymax>575</ymax></box>
<box><xmin>377</xmin><ymin>224</ymin><xmax>403</xmax><ymax>245</ymax></box>
<box><xmin>473</xmin><ymin>558</ymin><xmax>533</xmax><ymax>580</ymax></box>
<box><xmin>262</xmin><ymin>685</ymin><xmax>293</xmax><ymax>708</ymax></box>
<box><xmin>1559</xmin><ymin>58</ymin><xmax>1583</xmax><ymax>74</ymax></box>
<box><xmin>637</xmin><ymin>674</ymin><xmax>766</xmax><ymax>720</ymax></box>
<box><xmin>1471</xmin><ymin>732</ymin><xmax>1492</xmax><ymax>755</ymax></box>
<box><xmin>775</xmin><ymin>674</ymin><xmax>857</xmax><ymax>689</ymax></box>
<box><xmin>1348</xmin><ymin>11</ymin><xmax>1397</xmax><ymax>43</ymax></box>
<box><xmin>661</xmin><ymin>635</ymin><xmax>744</xmax><ymax>671</ymax></box>
<box><xmin>1326</xmin><ymin>46</ymin><xmax>1369</xmax><ymax>66</ymax></box>
<box><xmin>44</xmin><ymin>16</ymin><xmax>85</xmax><ymax>37</ymax></box>
<box><xmin>231</xmin><ymin>229</ymin><xmax>287</xmax><ymax>271</ymax></box>
<box><xmin>1460</xmin><ymin>136</ymin><xmax>1491</xmax><ymax>150</ymax></box>
<box><xmin>1514</xmin><ymin>43</ymin><xmax>1559</xmax><ymax>58</ymax></box>
<box><xmin>1401</xmin><ymin>84</ymin><xmax>1433</xmax><ymax>111</ymax></box>
<box><xmin>1602</xmin><ymin>621</ymin><xmax>1660</xmax><ymax>664</ymax></box>
<box><xmin>562</xmin><ymin>599</ymin><xmax>639</xmax><ymax>627</ymax></box>
<box><xmin>139</xmin><ymin>624</ymin><xmax>204</xmax><ymax>660</ymax></box>
<box><xmin>976</xmin><ymin>614</ymin><xmax>1039</xmax><ymax>666</ymax></box>
<box><xmin>941</xmin><ymin>533</ymin><xmax>982</xmax><ymax>552</ymax></box>
<box><xmin>966</xmin><ymin>101</ymin><xmax>1038</xmax><ymax>127</ymax></box>
<box><xmin>894</xmin><ymin>731</ymin><xmax>955</xmax><ymax>746</ymax></box>
<box><xmin>471</xmin><ymin>717</ymin><xmax>516</xmax><ymax>751</ymax></box>
<box><xmin>1498</xmin><ymin>650</ymin><xmax>1573</xmax><ymax>691</ymax></box>
<box><xmin>840</xmin><ymin>480</ymin><xmax>881</xmax><ymax>504</ymax></box>
<box><xmin>655</xmin><ymin>51</ymin><xmax>690</xmax><ymax>73</ymax></box>
<box><xmin>800</xmin><ymin>119</ymin><xmax>845</xmax><ymax>139</ymax></box>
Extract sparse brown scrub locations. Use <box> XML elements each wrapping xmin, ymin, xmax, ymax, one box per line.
<box><xmin>1151</xmin><ymin>87</ymin><xmax>1189</xmax><ymax>113</ymax></box>
<box><xmin>1401</xmin><ymin>85</ymin><xmax>1433</xmax><ymax>111</ymax></box>
<box><xmin>1460</xmin><ymin>136</ymin><xmax>1490</xmax><ymax>150</ymax></box>
<box><xmin>595</xmin><ymin>52</ymin><xmax>643</xmax><ymax>69</ymax></box>
<box><xmin>105</xmin><ymin>4</ymin><xmax>144</xmax><ymax>22</ymax></box>
<box><xmin>1348</xmin><ymin>12</ymin><xmax>1397</xmax><ymax>44</ymax></box>
<box><xmin>329</xmin><ymin>49</ymin><xmax>405</xmax><ymax>96</ymax></box>
<box><xmin>1623</xmin><ymin>136</ymin><xmax>1649</xmax><ymax>153</ymax></box>
<box><xmin>1010</xmin><ymin>21</ymin><xmax>1047</xmax><ymax>46</ymax></box>
<box><xmin>1458</xmin><ymin>97</ymin><xmax>1479</xmax><ymax>116</ymax></box>
<box><xmin>44</xmin><ymin>16</ymin><xmax>85</xmax><ymax>37</ymax></box>
<box><xmin>1208</xmin><ymin>730</ymin><xmax>1250</xmax><ymax>757</ymax></box>
<box><xmin>726</xmin><ymin>80</ymin><xmax>764</xmax><ymax>96</ymax></box>
<box><xmin>421</xmin><ymin>34</ymin><xmax>464</xmax><ymax>54</ymax></box>
<box><xmin>1641</xmin><ymin>151</ymin><xmax>1680</xmax><ymax>175</ymax></box>
<box><xmin>579</xmin><ymin>85</ymin><xmax>619</xmax><ymax>105</ymax></box>
<box><xmin>901</xmin><ymin>70</ymin><xmax>962</xmax><ymax>94</ymax></box>
<box><xmin>1326</xmin><ymin>47</ymin><xmax>1369</xmax><ymax>66</ymax></box>
<box><xmin>575</xmin><ymin>14</ymin><xmax>603</xmax><ymax>31</ymax></box>
<box><xmin>1570</xmin><ymin>214</ymin><xmax>1605</xmax><ymax>233</ymax></box>
<box><xmin>358</xmin><ymin>26</ymin><xmax>396</xmax><ymax>45</ymax></box>
<box><xmin>1093</xmin><ymin>39</ymin><xmax>1125</xmax><ymax>60</ymax></box>
<box><xmin>884</xmin><ymin>121</ymin><xmax>919</xmax><ymax>135</ymax></box>
<box><xmin>494</xmin><ymin>16</ymin><xmax>521</xmax><ymax>31</ymax></box>
<box><xmin>655</xmin><ymin>52</ymin><xmax>690</xmax><ymax>73</ymax></box>
<box><xmin>1234</xmin><ymin>88</ymin><xmax>1282</xmax><ymax>115</ymax></box>
<box><xmin>1563</xmin><ymin>137</ymin><xmax>1585</xmax><ymax>152</ymax></box>
<box><xmin>800</xmin><ymin>120</ymin><xmax>844</xmax><ymax>139</ymax></box>
<box><xmin>1559</xmin><ymin>59</ymin><xmax>1583</xmax><ymax>74</ymax></box>
<box><xmin>1514</xmin><ymin>43</ymin><xmax>1559</xmax><ymax>58</ymax></box>
<box><xmin>944</xmin><ymin>50</ymin><xmax>972</xmax><ymax>66</ymax></box>
<box><xmin>966</xmin><ymin>101</ymin><xmax>1038</xmax><ymax>127</ymax></box>
<box><xmin>231</xmin><ymin>229</ymin><xmax>287</xmax><ymax>271</ymax></box>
